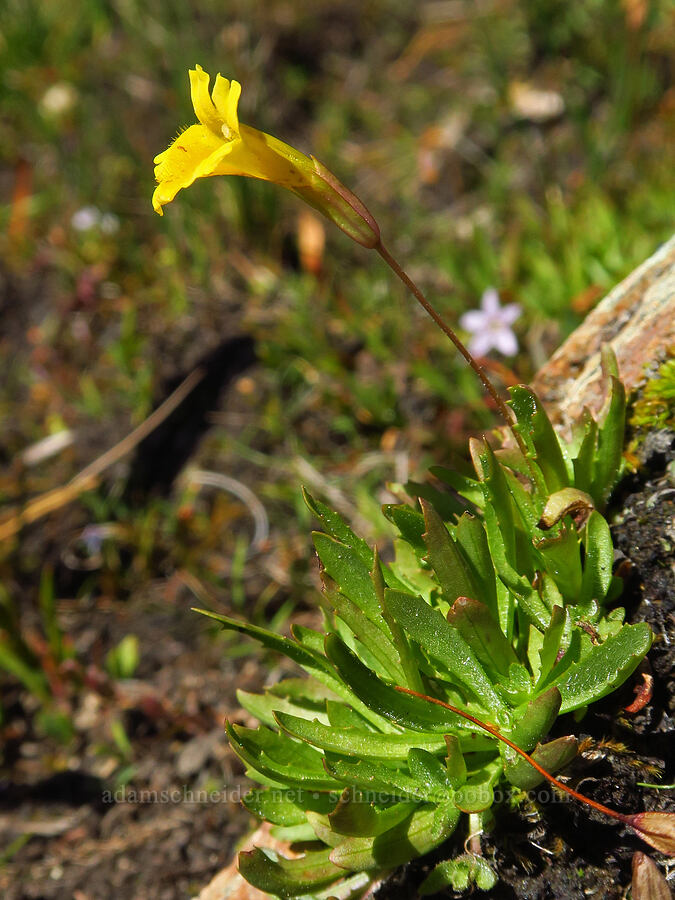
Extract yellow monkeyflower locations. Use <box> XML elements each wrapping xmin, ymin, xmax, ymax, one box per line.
<box><xmin>153</xmin><ymin>66</ymin><xmax>379</xmax><ymax>248</ymax></box>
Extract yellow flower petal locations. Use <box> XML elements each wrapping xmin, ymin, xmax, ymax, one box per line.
<box><xmin>152</xmin><ymin>124</ymin><xmax>233</xmax><ymax>214</ymax></box>
<box><xmin>211</xmin><ymin>74</ymin><xmax>241</xmax><ymax>139</ymax></box>
<box><xmin>189</xmin><ymin>65</ymin><xmax>222</xmax><ymax>136</ymax></box>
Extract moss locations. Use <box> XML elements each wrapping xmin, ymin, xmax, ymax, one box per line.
<box><xmin>629</xmin><ymin>356</ymin><xmax>675</xmax><ymax>439</ymax></box>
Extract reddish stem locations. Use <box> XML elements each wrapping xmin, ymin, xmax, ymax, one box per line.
<box><xmin>395</xmin><ymin>685</ymin><xmax>630</xmax><ymax>826</ymax></box>
<box><xmin>375</xmin><ymin>242</ymin><xmax>529</xmax><ymax>462</ymax></box>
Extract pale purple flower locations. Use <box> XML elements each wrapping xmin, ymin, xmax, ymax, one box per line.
<box><xmin>71</xmin><ymin>206</ymin><xmax>100</xmax><ymax>231</ymax></box>
<box><xmin>459</xmin><ymin>288</ymin><xmax>521</xmax><ymax>357</ymax></box>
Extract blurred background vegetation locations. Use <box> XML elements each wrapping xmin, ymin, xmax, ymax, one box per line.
<box><xmin>0</xmin><ymin>0</ymin><xmax>673</xmax><ymax>892</ymax></box>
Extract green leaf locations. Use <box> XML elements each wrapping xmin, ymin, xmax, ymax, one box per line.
<box><xmin>322</xmin><ymin>582</ymin><xmax>403</xmax><ymax>682</ymax></box>
<box><xmin>408</xmin><ymin>748</ymin><xmax>454</xmax><ymax>799</ymax></box>
<box><xmin>507</xmin><ymin>687</ymin><xmax>561</xmax><ymax>752</ymax></box>
<box><xmin>383</xmin><ymin>590</ymin><xmax>510</xmax><ymax>719</ymax></box>
<box><xmin>572</xmin><ymin>410</ymin><xmax>599</xmax><ymax>494</ymax></box>
<box><xmin>535</xmin><ymin>605</ymin><xmax>568</xmax><ymax>688</ymax></box>
<box><xmin>421</xmin><ymin>500</ymin><xmax>479</xmax><ymax>603</ymax></box>
<box><xmin>275</xmin><ymin>711</ymin><xmax>448</xmax><ymax>760</ymax></box>
<box><xmin>227</xmin><ymin>722</ymin><xmax>341</xmax><ymax>791</ymax></box>
<box><xmin>534</xmin><ymin>526</ymin><xmax>583</xmax><ymax>603</ymax></box>
<box><xmin>326</xmin><ymin>700</ymin><xmax>374</xmax><ymax>730</ymax></box>
<box><xmin>382</xmin><ymin>504</ymin><xmax>426</xmax><ymax>556</ymax></box>
<box><xmin>313</xmin><ymin>534</ymin><xmax>387</xmax><ymax>633</ymax></box>
<box><xmin>194</xmin><ymin>608</ymin><xmax>332</xmax><ymax>676</ymax></box>
<box><xmin>324</xmin><ymin>756</ymin><xmax>442</xmax><ymax>802</ymax></box>
<box><xmin>446</xmin><ymin>596</ymin><xmax>518</xmax><ymax>676</ymax></box>
<box><xmin>579</xmin><ymin>511</ymin><xmax>614</xmax><ymax>606</ymax></box>
<box><xmin>504</xmin><ymin>735</ymin><xmax>578</xmax><ymax>789</ymax></box>
<box><xmin>552</xmin><ymin>622</ymin><xmax>652</xmax><ymax>713</ymax></box>
<box><xmin>237</xmin><ymin>687</ymin><xmax>330</xmax><ymax>729</ymax></box>
<box><xmin>502</xmin><ymin>467</ymin><xmax>540</xmax><ymax>531</ymax></box>
<box><xmin>374</xmin><ymin>549</ymin><xmax>423</xmax><ymax>692</ymax></box>
<box><xmin>303</xmin><ymin>488</ymin><xmax>373</xmax><ymax>568</ymax></box>
<box><xmin>444</xmin><ymin>735</ymin><xmax>467</xmax><ymax>789</ymax></box>
<box><xmin>453</xmin><ymin>513</ymin><xmax>498</xmax><ymax>616</ymax></box>
<box><xmin>477</xmin><ymin>443</ymin><xmax>517</xmax><ymax>565</ymax></box>
<box><xmin>420</xmin><ymin>855</ymin><xmax>497</xmax><ymax>894</ymax></box>
<box><xmin>324</xmin><ymin>633</ymin><xmax>478</xmax><ymax>737</ymax></box>
<box><xmin>329</xmin><ymin>802</ymin><xmax>460</xmax><ymax>871</ymax></box>
<box><xmin>243</xmin><ymin>788</ymin><xmax>338</xmax><ymax>826</ymax></box>
<box><xmin>238</xmin><ymin>846</ymin><xmax>343</xmax><ymax>898</ymax></box>
<box><xmin>508</xmin><ymin>385</ymin><xmax>571</xmax><ymax>491</ymax></box>
<box><xmin>329</xmin><ymin>790</ymin><xmax>417</xmax><ymax>837</ymax></box>
<box><xmin>453</xmin><ymin>775</ymin><xmax>495</xmax><ymax>813</ymax></box>
<box><xmin>591</xmin><ymin>362</ymin><xmax>626</xmax><ymax>506</ymax></box>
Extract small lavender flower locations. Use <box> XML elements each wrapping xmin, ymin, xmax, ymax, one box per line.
<box><xmin>71</xmin><ymin>206</ymin><xmax>101</xmax><ymax>231</ymax></box>
<box><xmin>460</xmin><ymin>288</ymin><xmax>521</xmax><ymax>357</ymax></box>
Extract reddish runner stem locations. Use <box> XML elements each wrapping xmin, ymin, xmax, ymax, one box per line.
<box><xmin>395</xmin><ymin>685</ymin><xmax>630</xmax><ymax>825</ymax></box>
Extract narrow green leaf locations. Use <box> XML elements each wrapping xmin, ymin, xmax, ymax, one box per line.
<box><xmin>454</xmin><ymin>776</ymin><xmax>495</xmax><ymax>813</ymax></box>
<box><xmin>507</xmin><ymin>687</ymin><xmax>561</xmax><ymax>752</ymax></box>
<box><xmin>242</xmin><ymin>788</ymin><xmax>338</xmax><ymax>826</ymax></box>
<box><xmin>373</xmin><ymin>548</ymin><xmax>423</xmax><ymax>692</ymax></box>
<box><xmin>503</xmin><ymin>467</ymin><xmax>540</xmax><ymax>531</ymax></box>
<box><xmin>408</xmin><ymin>748</ymin><xmax>454</xmax><ymax>798</ymax></box>
<box><xmin>446</xmin><ymin>596</ymin><xmax>518</xmax><ymax>676</ymax></box>
<box><xmin>421</xmin><ymin>500</ymin><xmax>479</xmax><ymax>604</ymax></box>
<box><xmin>276</xmin><ymin>711</ymin><xmax>449</xmax><ymax>760</ymax></box>
<box><xmin>329</xmin><ymin>790</ymin><xmax>417</xmax><ymax>837</ymax></box>
<box><xmin>553</xmin><ymin>623</ymin><xmax>652</xmax><ymax>713</ymax></box>
<box><xmin>592</xmin><ymin>366</ymin><xmax>626</xmax><ymax>506</ymax></box>
<box><xmin>536</xmin><ymin>605</ymin><xmax>567</xmax><ymax>687</ymax></box>
<box><xmin>508</xmin><ymin>385</ymin><xmax>571</xmax><ymax>491</ymax></box>
<box><xmin>238</xmin><ymin>846</ymin><xmax>343</xmax><ymax>898</ymax></box>
<box><xmin>453</xmin><ymin>513</ymin><xmax>498</xmax><ymax>615</ymax></box>
<box><xmin>534</xmin><ymin>525</ymin><xmax>583</xmax><ymax>603</ymax></box>
<box><xmin>313</xmin><ymin>534</ymin><xmax>387</xmax><ymax>633</ymax></box>
<box><xmin>383</xmin><ymin>590</ymin><xmax>509</xmax><ymax>719</ymax></box>
<box><xmin>579</xmin><ymin>511</ymin><xmax>614</xmax><ymax>605</ymax></box>
<box><xmin>322</xmin><ymin>582</ymin><xmax>403</xmax><ymax>681</ymax></box>
<box><xmin>325</xmin><ymin>701</ymin><xmax>373</xmax><ymax>730</ymax></box>
<box><xmin>194</xmin><ymin>608</ymin><xmax>333</xmax><ymax>676</ymax></box>
<box><xmin>504</xmin><ymin>736</ymin><xmax>578</xmax><ymax>789</ymax></box>
<box><xmin>237</xmin><ymin>687</ymin><xmax>329</xmax><ymax>729</ymax></box>
<box><xmin>324</xmin><ymin>756</ymin><xmax>441</xmax><ymax>802</ymax></box>
<box><xmin>329</xmin><ymin>802</ymin><xmax>460</xmax><ymax>871</ymax></box>
<box><xmin>382</xmin><ymin>504</ymin><xmax>426</xmax><ymax>556</ymax></box>
<box><xmin>303</xmin><ymin>488</ymin><xmax>373</xmax><ymax>568</ymax></box>
<box><xmin>228</xmin><ymin>721</ymin><xmax>340</xmax><ymax>790</ymax></box>
<box><xmin>444</xmin><ymin>735</ymin><xmax>467</xmax><ymax>789</ymax></box>
<box><xmin>572</xmin><ymin>410</ymin><xmax>599</xmax><ymax>494</ymax></box>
